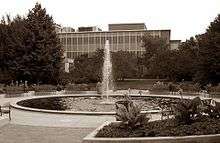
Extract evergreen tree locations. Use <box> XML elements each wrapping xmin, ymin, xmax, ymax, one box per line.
<box><xmin>24</xmin><ymin>3</ymin><xmax>63</xmax><ymax>84</ymax></box>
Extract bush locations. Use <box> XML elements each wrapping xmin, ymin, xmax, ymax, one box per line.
<box><xmin>202</xmin><ymin>99</ymin><xmax>220</xmax><ymax>119</ymax></box>
<box><xmin>32</xmin><ymin>84</ymin><xmax>57</xmax><ymax>92</ymax></box>
<box><xmin>210</xmin><ymin>84</ymin><xmax>220</xmax><ymax>93</ymax></box>
<box><xmin>115</xmin><ymin>94</ymin><xmax>149</xmax><ymax>130</ymax></box>
<box><xmin>150</xmin><ymin>81</ymin><xmax>169</xmax><ymax>92</ymax></box>
<box><xmin>173</xmin><ymin>97</ymin><xmax>203</xmax><ymax>124</ymax></box>
<box><xmin>4</xmin><ymin>86</ymin><xmax>25</xmax><ymax>94</ymax></box>
<box><xmin>65</xmin><ymin>83</ymin><xmax>96</xmax><ymax>91</ymax></box>
<box><xmin>179</xmin><ymin>83</ymin><xmax>200</xmax><ymax>92</ymax></box>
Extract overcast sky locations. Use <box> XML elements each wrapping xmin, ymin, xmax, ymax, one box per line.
<box><xmin>0</xmin><ymin>0</ymin><xmax>219</xmax><ymax>41</ymax></box>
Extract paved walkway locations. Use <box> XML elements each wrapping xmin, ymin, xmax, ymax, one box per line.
<box><xmin>0</xmin><ymin>124</ymin><xmax>94</xmax><ymax>143</ymax></box>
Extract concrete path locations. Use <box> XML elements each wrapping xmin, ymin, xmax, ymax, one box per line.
<box><xmin>0</xmin><ymin>124</ymin><xmax>94</xmax><ymax>143</ymax></box>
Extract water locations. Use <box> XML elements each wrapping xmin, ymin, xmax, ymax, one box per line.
<box><xmin>101</xmin><ymin>40</ymin><xmax>114</xmax><ymax>101</ymax></box>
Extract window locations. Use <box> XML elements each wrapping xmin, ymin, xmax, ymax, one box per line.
<box><xmin>72</xmin><ymin>38</ymin><xmax>77</xmax><ymax>45</ymax></box>
<box><xmin>78</xmin><ymin>37</ymin><xmax>82</xmax><ymax>45</ymax></box>
<box><xmin>62</xmin><ymin>38</ymin><xmax>66</xmax><ymax>45</ymax></box>
<box><xmin>84</xmin><ymin>37</ymin><xmax>88</xmax><ymax>44</ymax></box>
<box><xmin>113</xmin><ymin>36</ymin><xmax>117</xmax><ymax>44</ymax></box>
<box><xmin>101</xmin><ymin>37</ymin><xmax>106</xmax><ymax>44</ymax></box>
<box><xmin>89</xmin><ymin>37</ymin><xmax>94</xmax><ymax>44</ymax></box>
<box><xmin>125</xmin><ymin>36</ymin><xmax>129</xmax><ymax>43</ymax></box>
<box><xmin>67</xmin><ymin>38</ymin><xmax>71</xmax><ymax>45</ymax></box>
<box><xmin>118</xmin><ymin>36</ymin><xmax>123</xmax><ymax>44</ymax></box>
<box><xmin>130</xmin><ymin>36</ymin><xmax>136</xmax><ymax>43</ymax></box>
<box><xmin>95</xmin><ymin>37</ymin><xmax>100</xmax><ymax>44</ymax></box>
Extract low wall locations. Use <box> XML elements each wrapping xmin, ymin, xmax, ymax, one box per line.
<box><xmin>83</xmin><ymin>121</ymin><xmax>220</xmax><ymax>143</ymax></box>
<box><xmin>10</xmin><ymin>107</ymin><xmax>115</xmax><ymax>127</ymax></box>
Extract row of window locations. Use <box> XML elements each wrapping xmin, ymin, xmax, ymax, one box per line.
<box><xmin>60</xmin><ymin>35</ymin><xmax>143</xmax><ymax>45</ymax></box>
<box><xmin>64</xmin><ymin>44</ymin><xmax>145</xmax><ymax>52</ymax></box>
<box><xmin>66</xmin><ymin>51</ymin><xmax>145</xmax><ymax>59</ymax></box>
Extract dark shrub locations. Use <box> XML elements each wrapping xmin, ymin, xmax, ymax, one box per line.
<box><xmin>173</xmin><ymin>97</ymin><xmax>203</xmax><ymax>124</ymax></box>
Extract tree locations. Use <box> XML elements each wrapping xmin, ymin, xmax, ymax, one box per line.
<box><xmin>142</xmin><ymin>34</ymin><xmax>169</xmax><ymax>78</ymax></box>
<box><xmin>171</xmin><ymin>37</ymin><xmax>198</xmax><ymax>81</ymax></box>
<box><xmin>23</xmin><ymin>3</ymin><xmax>63</xmax><ymax>84</ymax></box>
<box><xmin>195</xmin><ymin>14</ymin><xmax>220</xmax><ymax>85</ymax></box>
<box><xmin>0</xmin><ymin>15</ymin><xmax>27</xmax><ymax>83</ymax></box>
<box><xmin>112</xmin><ymin>51</ymin><xmax>138</xmax><ymax>81</ymax></box>
<box><xmin>71</xmin><ymin>49</ymin><xmax>103</xmax><ymax>83</ymax></box>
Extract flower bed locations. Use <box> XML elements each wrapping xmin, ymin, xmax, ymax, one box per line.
<box><xmin>83</xmin><ymin>96</ymin><xmax>220</xmax><ymax>143</ymax></box>
<box><xmin>96</xmin><ymin>117</ymin><xmax>220</xmax><ymax>137</ymax></box>
<box><xmin>83</xmin><ymin>121</ymin><xmax>220</xmax><ymax>143</ymax></box>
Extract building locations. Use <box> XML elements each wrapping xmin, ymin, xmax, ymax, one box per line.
<box><xmin>78</xmin><ymin>26</ymin><xmax>102</xmax><ymax>32</ymax></box>
<box><xmin>170</xmin><ymin>40</ymin><xmax>181</xmax><ymax>50</ymax></box>
<box><xmin>61</xmin><ymin>27</ymin><xmax>75</xmax><ymax>33</ymax></box>
<box><xmin>55</xmin><ymin>24</ymin><xmax>62</xmax><ymax>33</ymax></box>
<box><xmin>57</xmin><ymin>23</ymin><xmax>178</xmax><ymax>59</ymax></box>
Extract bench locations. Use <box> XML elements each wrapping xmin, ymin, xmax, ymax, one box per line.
<box><xmin>0</xmin><ymin>102</ymin><xmax>11</xmax><ymax>120</ymax></box>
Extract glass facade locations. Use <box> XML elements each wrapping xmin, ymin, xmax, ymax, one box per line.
<box><xmin>58</xmin><ymin>30</ymin><xmax>170</xmax><ymax>59</ymax></box>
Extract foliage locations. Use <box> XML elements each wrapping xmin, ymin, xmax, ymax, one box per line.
<box><xmin>97</xmin><ymin>97</ymin><xmax>220</xmax><ymax>138</ymax></box>
<box><xmin>141</xmin><ymin>14</ymin><xmax>220</xmax><ymax>86</ymax></box>
<box><xmin>195</xmin><ymin>15</ymin><xmax>220</xmax><ymax>85</ymax></box>
<box><xmin>22</xmin><ymin>3</ymin><xmax>63</xmax><ymax>84</ymax></box>
<box><xmin>65</xmin><ymin>83</ymin><xmax>96</xmax><ymax>91</ymax></box>
<box><xmin>3</xmin><ymin>86</ymin><xmax>25</xmax><ymax>94</ymax></box>
<box><xmin>179</xmin><ymin>82</ymin><xmax>200</xmax><ymax>92</ymax></box>
<box><xmin>70</xmin><ymin>49</ymin><xmax>103</xmax><ymax>83</ymax></box>
<box><xmin>96</xmin><ymin>117</ymin><xmax>220</xmax><ymax>137</ymax></box>
<box><xmin>0</xmin><ymin>15</ymin><xmax>27</xmax><ymax>82</ymax></box>
<box><xmin>115</xmin><ymin>94</ymin><xmax>149</xmax><ymax>129</ymax></box>
<box><xmin>173</xmin><ymin>97</ymin><xmax>203</xmax><ymax>124</ymax></box>
<box><xmin>0</xmin><ymin>3</ymin><xmax>63</xmax><ymax>85</ymax></box>
<box><xmin>202</xmin><ymin>99</ymin><xmax>220</xmax><ymax>119</ymax></box>
<box><xmin>31</xmin><ymin>84</ymin><xmax>57</xmax><ymax>92</ymax></box>
<box><xmin>71</xmin><ymin>49</ymin><xmax>139</xmax><ymax>83</ymax></box>
<box><xmin>112</xmin><ymin>51</ymin><xmax>138</xmax><ymax>81</ymax></box>
<box><xmin>150</xmin><ymin>81</ymin><xmax>169</xmax><ymax>92</ymax></box>
<box><xmin>210</xmin><ymin>84</ymin><xmax>220</xmax><ymax>92</ymax></box>
<box><xmin>142</xmin><ymin>34</ymin><xmax>170</xmax><ymax>78</ymax></box>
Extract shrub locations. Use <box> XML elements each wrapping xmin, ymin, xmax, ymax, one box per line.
<box><xmin>179</xmin><ymin>83</ymin><xmax>201</xmax><ymax>92</ymax></box>
<box><xmin>202</xmin><ymin>99</ymin><xmax>220</xmax><ymax>119</ymax></box>
<box><xmin>115</xmin><ymin>94</ymin><xmax>149</xmax><ymax>129</ymax></box>
<box><xmin>173</xmin><ymin>97</ymin><xmax>203</xmax><ymax>124</ymax></box>
<box><xmin>210</xmin><ymin>84</ymin><xmax>220</xmax><ymax>93</ymax></box>
<box><xmin>150</xmin><ymin>81</ymin><xmax>169</xmax><ymax>92</ymax></box>
<box><xmin>32</xmin><ymin>84</ymin><xmax>57</xmax><ymax>92</ymax></box>
<box><xmin>65</xmin><ymin>83</ymin><xmax>96</xmax><ymax>91</ymax></box>
<box><xmin>4</xmin><ymin>86</ymin><xmax>25</xmax><ymax>94</ymax></box>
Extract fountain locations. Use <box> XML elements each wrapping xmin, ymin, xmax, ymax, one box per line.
<box><xmin>101</xmin><ymin>40</ymin><xmax>114</xmax><ymax>104</ymax></box>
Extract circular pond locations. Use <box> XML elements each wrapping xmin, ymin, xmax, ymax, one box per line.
<box><xmin>10</xmin><ymin>94</ymin><xmax>180</xmax><ymax>127</ymax></box>
<box><xmin>16</xmin><ymin>96</ymin><xmax>177</xmax><ymax>112</ymax></box>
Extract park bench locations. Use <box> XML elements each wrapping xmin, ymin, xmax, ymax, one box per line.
<box><xmin>0</xmin><ymin>102</ymin><xmax>11</xmax><ymax>120</ymax></box>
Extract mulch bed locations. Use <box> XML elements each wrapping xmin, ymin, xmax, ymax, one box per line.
<box><xmin>96</xmin><ymin>117</ymin><xmax>220</xmax><ymax>137</ymax></box>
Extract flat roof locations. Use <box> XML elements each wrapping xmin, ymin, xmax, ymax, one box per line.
<box><xmin>57</xmin><ymin>29</ymin><xmax>171</xmax><ymax>35</ymax></box>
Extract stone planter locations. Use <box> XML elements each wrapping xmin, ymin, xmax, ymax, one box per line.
<box><xmin>83</xmin><ymin>121</ymin><xmax>220</xmax><ymax>143</ymax></box>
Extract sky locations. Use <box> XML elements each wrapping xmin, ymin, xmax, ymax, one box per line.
<box><xmin>0</xmin><ymin>0</ymin><xmax>219</xmax><ymax>41</ymax></box>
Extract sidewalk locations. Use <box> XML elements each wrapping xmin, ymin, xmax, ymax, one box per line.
<box><xmin>0</xmin><ymin>124</ymin><xmax>94</xmax><ymax>143</ymax></box>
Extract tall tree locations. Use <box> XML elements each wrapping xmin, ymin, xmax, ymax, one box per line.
<box><xmin>142</xmin><ymin>34</ymin><xmax>169</xmax><ymax>78</ymax></box>
<box><xmin>23</xmin><ymin>3</ymin><xmax>63</xmax><ymax>84</ymax></box>
<box><xmin>195</xmin><ymin>14</ymin><xmax>220</xmax><ymax>85</ymax></box>
<box><xmin>0</xmin><ymin>15</ymin><xmax>26</xmax><ymax>82</ymax></box>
